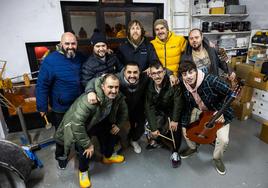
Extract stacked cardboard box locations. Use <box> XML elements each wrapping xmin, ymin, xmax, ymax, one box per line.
<box><xmin>259</xmin><ymin>122</ymin><xmax>268</xmax><ymax>144</ymax></box>
<box><xmin>232</xmin><ymin>86</ymin><xmax>254</xmax><ymax>121</ymax></box>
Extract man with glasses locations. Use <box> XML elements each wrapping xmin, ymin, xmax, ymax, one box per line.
<box><xmin>145</xmin><ymin>61</ymin><xmax>183</xmax><ymax>168</ymax></box>
<box><xmin>36</xmin><ymin>32</ymin><xmax>86</xmax><ymax>130</ymax></box>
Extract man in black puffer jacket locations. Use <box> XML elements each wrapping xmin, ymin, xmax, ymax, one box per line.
<box><xmin>117</xmin><ymin>20</ymin><xmax>158</xmax><ymax>72</ymax></box>
<box><xmin>81</xmin><ymin>30</ymin><xmax>122</xmax><ymax>87</ymax></box>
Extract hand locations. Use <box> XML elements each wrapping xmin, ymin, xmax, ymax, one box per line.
<box><xmin>151</xmin><ymin>130</ymin><xmax>160</xmax><ymax>138</ymax></box>
<box><xmin>228</xmin><ymin>72</ymin><xmax>236</xmax><ymax>82</ymax></box>
<box><xmin>169</xmin><ymin>121</ymin><xmax>178</xmax><ymax>132</ymax></box>
<box><xmin>40</xmin><ymin>112</ymin><xmax>46</xmax><ymax>117</ymax></box>
<box><xmin>213</xmin><ymin>111</ymin><xmax>225</xmax><ymax>123</ymax></box>
<box><xmin>110</xmin><ymin>124</ymin><xmax>120</xmax><ymax>135</ymax></box>
<box><xmin>87</xmin><ymin>92</ymin><xmax>99</xmax><ymax>104</ymax></box>
<box><xmin>107</xmin><ymin>48</ymin><xmax>114</xmax><ymax>54</ymax></box>
<box><xmin>83</xmin><ymin>145</ymin><xmax>94</xmax><ymax>158</ymax></box>
<box><xmin>169</xmin><ymin>75</ymin><xmax>178</xmax><ymax>86</ymax></box>
<box><xmin>144</xmin><ymin>68</ymin><xmax>151</xmax><ymax>76</ymax></box>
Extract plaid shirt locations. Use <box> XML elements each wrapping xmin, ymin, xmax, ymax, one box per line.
<box><xmin>180</xmin><ymin>73</ymin><xmax>234</xmax><ymax>128</ymax></box>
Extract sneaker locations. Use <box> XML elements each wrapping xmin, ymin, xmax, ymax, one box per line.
<box><xmin>130</xmin><ymin>141</ymin><xmax>141</xmax><ymax>154</ymax></box>
<box><xmin>102</xmin><ymin>154</ymin><xmax>125</xmax><ymax>164</ymax></box>
<box><xmin>57</xmin><ymin>158</ymin><xmax>67</xmax><ymax>170</ymax></box>
<box><xmin>213</xmin><ymin>159</ymin><xmax>226</xmax><ymax>175</ymax></box>
<box><xmin>145</xmin><ymin>140</ymin><xmax>162</xmax><ymax>151</ymax></box>
<box><xmin>170</xmin><ymin>152</ymin><xmax>181</xmax><ymax>168</ymax></box>
<box><xmin>180</xmin><ymin>148</ymin><xmax>197</xmax><ymax>159</ymax></box>
<box><xmin>79</xmin><ymin>170</ymin><xmax>91</xmax><ymax>188</ymax></box>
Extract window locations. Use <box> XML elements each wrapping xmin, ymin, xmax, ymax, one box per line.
<box><xmin>61</xmin><ymin>1</ymin><xmax>163</xmax><ymax>40</ymax></box>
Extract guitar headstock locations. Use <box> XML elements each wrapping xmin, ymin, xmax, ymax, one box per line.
<box><xmin>232</xmin><ymin>78</ymin><xmax>245</xmax><ymax>98</ymax></box>
<box><xmin>218</xmin><ymin>48</ymin><xmax>229</xmax><ymax>63</ymax></box>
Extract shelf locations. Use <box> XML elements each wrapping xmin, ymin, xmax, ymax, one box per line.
<box><xmin>192</xmin><ymin>14</ymin><xmax>249</xmax><ymax>17</ymax></box>
<box><xmin>224</xmin><ymin>47</ymin><xmax>248</xmax><ymax>51</ymax></box>
<box><xmin>203</xmin><ymin>31</ymin><xmax>251</xmax><ymax>35</ymax></box>
<box><xmin>252</xmin><ymin>43</ymin><xmax>268</xmax><ymax>47</ymax></box>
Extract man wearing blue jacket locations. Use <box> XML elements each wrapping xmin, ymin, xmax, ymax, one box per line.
<box><xmin>36</xmin><ymin>32</ymin><xmax>86</xmax><ymax>130</ymax></box>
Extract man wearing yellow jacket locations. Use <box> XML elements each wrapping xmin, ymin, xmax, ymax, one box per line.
<box><xmin>151</xmin><ymin>19</ymin><xmax>187</xmax><ymax>77</ymax></box>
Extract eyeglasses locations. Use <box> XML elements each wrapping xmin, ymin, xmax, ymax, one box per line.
<box><xmin>150</xmin><ymin>70</ymin><xmax>164</xmax><ymax>77</ymax></box>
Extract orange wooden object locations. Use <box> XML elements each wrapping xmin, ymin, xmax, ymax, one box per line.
<box><xmin>186</xmin><ymin>111</ymin><xmax>223</xmax><ymax>144</ymax></box>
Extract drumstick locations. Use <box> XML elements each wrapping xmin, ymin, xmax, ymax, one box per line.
<box><xmin>168</xmin><ymin>117</ymin><xmax>176</xmax><ymax>149</ymax></box>
<box><xmin>145</xmin><ymin>127</ymin><xmax>173</xmax><ymax>142</ymax></box>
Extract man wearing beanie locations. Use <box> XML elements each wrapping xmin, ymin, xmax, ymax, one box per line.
<box><xmin>151</xmin><ymin>19</ymin><xmax>187</xmax><ymax>78</ymax></box>
<box><xmin>81</xmin><ymin>30</ymin><xmax>122</xmax><ymax>87</ymax></box>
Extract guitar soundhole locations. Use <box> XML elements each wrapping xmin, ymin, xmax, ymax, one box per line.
<box><xmin>205</xmin><ymin>122</ymin><xmax>214</xmax><ymax>129</ymax></box>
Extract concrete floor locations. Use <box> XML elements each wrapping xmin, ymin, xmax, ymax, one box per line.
<box><xmin>6</xmin><ymin>118</ymin><xmax>268</xmax><ymax>188</ymax></box>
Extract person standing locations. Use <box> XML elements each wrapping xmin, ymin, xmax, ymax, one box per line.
<box><xmin>36</xmin><ymin>32</ymin><xmax>86</xmax><ymax>130</ymax></box>
<box><xmin>151</xmin><ymin>19</ymin><xmax>187</xmax><ymax>77</ymax></box>
<box><xmin>181</xmin><ymin>28</ymin><xmax>236</xmax><ymax>81</ymax></box>
<box><xmin>117</xmin><ymin>20</ymin><xmax>158</xmax><ymax>72</ymax></box>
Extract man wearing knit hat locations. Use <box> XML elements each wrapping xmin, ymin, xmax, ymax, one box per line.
<box><xmin>151</xmin><ymin>19</ymin><xmax>187</xmax><ymax>78</ymax></box>
<box><xmin>81</xmin><ymin>29</ymin><xmax>123</xmax><ymax>87</ymax></box>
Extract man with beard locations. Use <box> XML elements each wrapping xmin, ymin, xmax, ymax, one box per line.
<box><xmin>178</xmin><ymin>60</ymin><xmax>234</xmax><ymax>175</ymax></box>
<box><xmin>55</xmin><ymin>74</ymin><xmax>128</xmax><ymax>188</ymax></box>
<box><xmin>145</xmin><ymin>61</ymin><xmax>183</xmax><ymax>168</ymax></box>
<box><xmin>117</xmin><ymin>20</ymin><xmax>158</xmax><ymax>72</ymax></box>
<box><xmin>81</xmin><ymin>30</ymin><xmax>122</xmax><ymax>87</ymax></box>
<box><xmin>181</xmin><ymin>28</ymin><xmax>236</xmax><ymax>81</ymax></box>
<box><xmin>151</xmin><ymin>19</ymin><xmax>187</xmax><ymax>78</ymax></box>
<box><xmin>86</xmin><ymin>62</ymin><xmax>149</xmax><ymax>154</ymax></box>
<box><xmin>36</xmin><ymin>32</ymin><xmax>86</xmax><ymax>130</ymax></box>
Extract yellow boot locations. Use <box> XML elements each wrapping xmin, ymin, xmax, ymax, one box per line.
<box><xmin>79</xmin><ymin>170</ymin><xmax>91</xmax><ymax>188</ymax></box>
<box><xmin>102</xmin><ymin>154</ymin><xmax>125</xmax><ymax>164</ymax></box>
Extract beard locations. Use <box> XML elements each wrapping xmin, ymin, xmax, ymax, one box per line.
<box><xmin>94</xmin><ymin>51</ymin><xmax>106</xmax><ymax>59</ymax></box>
<box><xmin>62</xmin><ymin>47</ymin><xmax>76</xmax><ymax>59</ymax></box>
<box><xmin>130</xmin><ymin>35</ymin><xmax>142</xmax><ymax>46</ymax></box>
<box><xmin>192</xmin><ymin>43</ymin><xmax>202</xmax><ymax>51</ymax></box>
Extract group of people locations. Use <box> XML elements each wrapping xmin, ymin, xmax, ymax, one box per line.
<box><xmin>36</xmin><ymin>18</ymin><xmax>236</xmax><ymax>188</ymax></box>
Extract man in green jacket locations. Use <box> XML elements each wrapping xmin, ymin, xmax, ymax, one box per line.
<box><xmin>54</xmin><ymin>74</ymin><xmax>128</xmax><ymax>188</ymax></box>
<box><xmin>145</xmin><ymin>61</ymin><xmax>183</xmax><ymax>168</ymax></box>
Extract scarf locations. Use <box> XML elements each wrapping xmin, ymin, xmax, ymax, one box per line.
<box><xmin>183</xmin><ymin>69</ymin><xmax>208</xmax><ymax>111</ymax></box>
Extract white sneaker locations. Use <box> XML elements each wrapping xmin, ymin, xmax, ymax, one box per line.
<box><xmin>130</xmin><ymin>141</ymin><xmax>141</xmax><ymax>153</ymax></box>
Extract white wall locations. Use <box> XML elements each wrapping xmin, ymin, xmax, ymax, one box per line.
<box><xmin>0</xmin><ymin>0</ymin><xmax>167</xmax><ymax>80</ymax></box>
<box><xmin>240</xmin><ymin>0</ymin><xmax>268</xmax><ymax>29</ymax></box>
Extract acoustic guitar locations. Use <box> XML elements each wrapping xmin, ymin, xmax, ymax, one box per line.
<box><xmin>186</xmin><ymin>80</ymin><xmax>244</xmax><ymax>144</ymax></box>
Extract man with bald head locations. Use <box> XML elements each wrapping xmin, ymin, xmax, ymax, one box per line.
<box><xmin>36</xmin><ymin>32</ymin><xmax>86</xmax><ymax>130</ymax></box>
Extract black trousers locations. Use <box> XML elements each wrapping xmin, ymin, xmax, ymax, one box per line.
<box><xmin>156</xmin><ymin>113</ymin><xmax>182</xmax><ymax>153</ymax></box>
<box><xmin>128</xmin><ymin>111</ymin><xmax>145</xmax><ymax>141</ymax></box>
<box><xmin>55</xmin><ymin>117</ymin><xmax>118</xmax><ymax>172</ymax></box>
<box><xmin>51</xmin><ymin>111</ymin><xmax>65</xmax><ymax>130</ymax></box>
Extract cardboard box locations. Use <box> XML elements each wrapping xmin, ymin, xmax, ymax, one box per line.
<box><xmin>235</xmin><ymin>63</ymin><xmax>254</xmax><ymax>80</ymax></box>
<box><xmin>246</xmin><ymin>71</ymin><xmax>268</xmax><ymax>91</ymax></box>
<box><xmin>232</xmin><ymin>101</ymin><xmax>253</xmax><ymax>121</ymax></box>
<box><xmin>260</xmin><ymin>123</ymin><xmax>268</xmax><ymax>144</ymax></box>
<box><xmin>237</xmin><ymin>86</ymin><xmax>253</xmax><ymax>103</ymax></box>
<box><xmin>210</xmin><ymin>7</ymin><xmax>225</xmax><ymax>14</ymax></box>
<box><xmin>254</xmin><ymin>60</ymin><xmax>267</xmax><ymax>73</ymax></box>
<box><xmin>231</xmin><ymin>56</ymin><xmax>247</xmax><ymax>69</ymax></box>
<box><xmin>225</xmin><ymin>5</ymin><xmax>246</xmax><ymax>14</ymax></box>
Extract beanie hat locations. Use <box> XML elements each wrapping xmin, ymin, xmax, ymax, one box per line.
<box><xmin>90</xmin><ymin>29</ymin><xmax>107</xmax><ymax>46</ymax></box>
<box><xmin>154</xmin><ymin>19</ymin><xmax>169</xmax><ymax>31</ymax></box>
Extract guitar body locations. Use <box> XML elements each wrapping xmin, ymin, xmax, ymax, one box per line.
<box><xmin>186</xmin><ymin>111</ymin><xmax>223</xmax><ymax>144</ymax></box>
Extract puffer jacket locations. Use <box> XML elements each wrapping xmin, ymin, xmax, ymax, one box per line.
<box><xmin>36</xmin><ymin>51</ymin><xmax>86</xmax><ymax>113</ymax></box>
<box><xmin>55</xmin><ymin>78</ymin><xmax>128</xmax><ymax>155</ymax></box>
<box><xmin>151</xmin><ymin>32</ymin><xmax>186</xmax><ymax>76</ymax></box>
<box><xmin>117</xmin><ymin>38</ymin><xmax>158</xmax><ymax>71</ymax></box>
<box><xmin>81</xmin><ymin>54</ymin><xmax>122</xmax><ymax>87</ymax></box>
<box><xmin>145</xmin><ymin>75</ymin><xmax>184</xmax><ymax>131</ymax></box>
